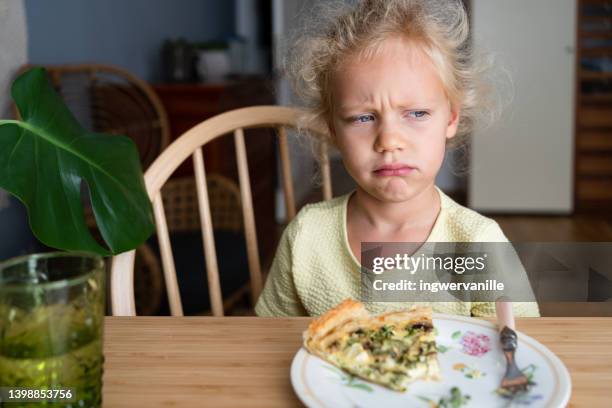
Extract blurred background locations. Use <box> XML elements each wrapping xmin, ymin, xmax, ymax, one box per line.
<box><xmin>0</xmin><ymin>0</ymin><xmax>611</xmax><ymax>316</ymax></box>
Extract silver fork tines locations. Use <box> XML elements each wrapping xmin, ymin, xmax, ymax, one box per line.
<box><xmin>499</xmin><ymin>326</ymin><xmax>530</xmax><ymax>397</ymax></box>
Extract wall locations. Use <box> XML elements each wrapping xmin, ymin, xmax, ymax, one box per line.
<box><xmin>236</xmin><ymin>0</ymin><xmax>270</xmax><ymax>74</ymax></box>
<box><xmin>0</xmin><ymin>0</ymin><xmax>27</xmax><ymax>118</ymax></box>
<box><xmin>25</xmin><ymin>0</ymin><xmax>235</xmax><ymax>81</ymax></box>
<box><xmin>273</xmin><ymin>0</ymin><xmax>319</xmax><ymax>219</ymax></box>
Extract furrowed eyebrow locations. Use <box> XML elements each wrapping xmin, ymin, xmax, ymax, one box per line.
<box><xmin>337</xmin><ymin>103</ymin><xmax>375</xmax><ymax>112</ymax></box>
<box><xmin>337</xmin><ymin>104</ymin><xmax>433</xmax><ymax>114</ymax></box>
<box><xmin>338</xmin><ymin>97</ymin><xmax>438</xmax><ymax>111</ymax></box>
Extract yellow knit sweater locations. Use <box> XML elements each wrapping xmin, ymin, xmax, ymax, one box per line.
<box><xmin>255</xmin><ymin>187</ymin><xmax>540</xmax><ymax>317</ymax></box>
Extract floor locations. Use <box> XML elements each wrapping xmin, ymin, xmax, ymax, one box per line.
<box><xmin>493</xmin><ymin>214</ymin><xmax>612</xmax><ymax>242</ymax></box>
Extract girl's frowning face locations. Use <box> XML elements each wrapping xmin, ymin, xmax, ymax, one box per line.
<box><xmin>330</xmin><ymin>36</ymin><xmax>460</xmax><ymax>203</ymax></box>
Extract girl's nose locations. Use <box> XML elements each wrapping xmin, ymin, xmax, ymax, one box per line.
<box><xmin>374</xmin><ymin>120</ymin><xmax>405</xmax><ymax>153</ymax></box>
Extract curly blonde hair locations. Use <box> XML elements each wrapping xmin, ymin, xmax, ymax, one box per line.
<box><xmin>285</xmin><ymin>0</ymin><xmax>503</xmax><ymax>151</ymax></box>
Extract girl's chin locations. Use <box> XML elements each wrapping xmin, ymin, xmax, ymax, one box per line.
<box><xmin>373</xmin><ymin>191</ymin><xmax>415</xmax><ymax>203</ymax></box>
<box><xmin>363</xmin><ymin>178</ymin><xmax>422</xmax><ymax>202</ymax></box>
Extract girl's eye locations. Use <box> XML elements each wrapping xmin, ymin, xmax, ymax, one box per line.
<box><xmin>352</xmin><ymin>114</ymin><xmax>375</xmax><ymax>123</ymax></box>
<box><xmin>407</xmin><ymin>110</ymin><xmax>429</xmax><ymax>120</ymax></box>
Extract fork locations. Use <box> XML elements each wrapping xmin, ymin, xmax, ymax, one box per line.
<box><xmin>496</xmin><ymin>300</ymin><xmax>530</xmax><ymax>402</ymax></box>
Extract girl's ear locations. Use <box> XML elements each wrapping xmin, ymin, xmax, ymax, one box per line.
<box><xmin>445</xmin><ymin>105</ymin><xmax>461</xmax><ymax>139</ymax></box>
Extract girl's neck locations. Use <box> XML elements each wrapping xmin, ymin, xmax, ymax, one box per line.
<box><xmin>350</xmin><ymin>184</ymin><xmax>441</xmax><ymax>234</ymax></box>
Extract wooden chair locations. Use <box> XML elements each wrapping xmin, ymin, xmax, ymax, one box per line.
<box><xmin>111</xmin><ymin>106</ymin><xmax>333</xmax><ymax>316</ymax></box>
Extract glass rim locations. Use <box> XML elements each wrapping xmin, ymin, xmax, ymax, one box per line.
<box><xmin>0</xmin><ymin>251</ymin><xmax>105</xmax><ymax>291</ymax></box>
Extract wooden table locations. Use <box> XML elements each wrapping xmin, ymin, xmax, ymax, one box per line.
<box><xmin>103</xmin><ymin>317</ymin><xmax>612</xmax><ymax>407</ymax></box>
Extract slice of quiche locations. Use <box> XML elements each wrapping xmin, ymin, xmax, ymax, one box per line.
<box><xmin>303</xmin><ymin>299</ymin><xmax>440</xmax><ymax>391</ymax></box>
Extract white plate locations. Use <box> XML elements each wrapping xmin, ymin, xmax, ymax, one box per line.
<box><xmin>291</xmin><ymin>313</ymin><xmax>571</xmax><ymax>408</ymax></box>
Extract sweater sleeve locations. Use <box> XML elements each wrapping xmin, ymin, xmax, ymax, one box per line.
<box><xmin>470</xmin><ymin>221</ymin><xmax>541</xmax><ymax>318</ymax></box>
<box><xmin>255</xmin><ymin>214</ymin><xmax>307</xmax><ymax>317</ymax></box>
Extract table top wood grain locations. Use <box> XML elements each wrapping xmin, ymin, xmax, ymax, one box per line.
<box><xmin>103</xmin><ymin>316</ymin><xmax>612</xmax><ymax>407</ymax></box>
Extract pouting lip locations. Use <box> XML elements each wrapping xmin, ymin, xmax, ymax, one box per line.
<box><xmin>373</xmin><ymin>163</ymin><xmax>416</xmax><ymax>172</ymax></box>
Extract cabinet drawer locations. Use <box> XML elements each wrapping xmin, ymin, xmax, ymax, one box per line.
<box><xmin>577</xmin><ymin>179</ymin><xmax>612</xmax><ymax>200</ymax></box>
<box><xmin>577</xmin><ymin>153</ymin><xmax>612</xmax><ymax>176</ymax></box>
<box><xmin>578</xmin><ymin>107</ymin><xmax>612</xmax><ymax>128</ymax></box>
<box><xmin>578</xmin><ymin>130</ymin><xmax>612</xmax><ymax>151</ymax></box>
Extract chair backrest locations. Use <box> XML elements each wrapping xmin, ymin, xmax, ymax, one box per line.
<box><xmin>15</xmin><ymin>63</ymin><xmax>170</xmax><ymax>168</ymax></box>
<box><xmin>161</xmin><ymin>173</ymin><xmax>244</xmax><ymax>233</ymax></box>
<box><xmin>111</xmin><ymin>106</ymin><xmax>333</xmax><ymax>316</ymax></box>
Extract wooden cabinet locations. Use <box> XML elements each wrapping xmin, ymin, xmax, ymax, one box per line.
<box><xmin>576</xmin><ymin>0</ymin><xmax>612</xmax><ymax>211</ymax></box>
<box><xmin>153</xmin><ymin>79</ymin><xmax>278</xmax><ymax>260</ymax></box>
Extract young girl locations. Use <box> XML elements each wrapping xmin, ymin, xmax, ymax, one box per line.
<box><xmin>255</xmin><ymin>0</ymin><xmax>539</xmax><ymax>317</ymax></box>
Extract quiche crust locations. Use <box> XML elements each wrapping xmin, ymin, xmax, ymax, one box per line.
<box><xmin>303</xmin><ymin>299</ymin><xmax>440</xmax><ymax>391</ymax></box>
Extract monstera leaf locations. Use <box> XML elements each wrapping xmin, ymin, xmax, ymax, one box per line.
<box><xmin>0</xmin><ymin>68</ymin><xmax>155</xmax><ymax>255</ymax></box>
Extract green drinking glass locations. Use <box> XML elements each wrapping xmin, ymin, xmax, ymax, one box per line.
<box><xmin>0</xmin><ymin>252</ymin><xmax>105</xmax><ymax>407</ymax></box>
